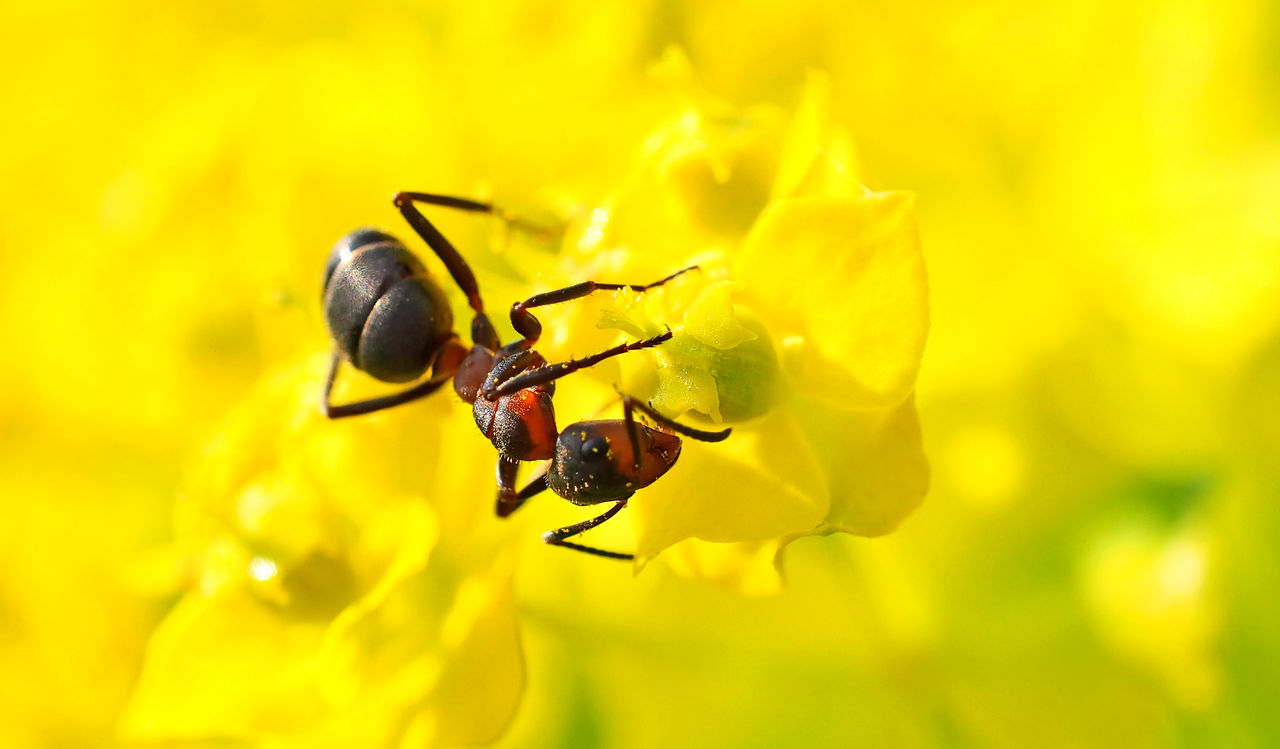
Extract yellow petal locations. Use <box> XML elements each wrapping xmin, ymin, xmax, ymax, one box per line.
<box><xmin>119</xmin><ymin>591</ymin><xmax>327</xmax><ymax>743</ymax></box>
<box><xmin>771</xmin><ymin>69</ymin><xmax>861</xmax><ymax>200</ymax></box>
<box><xmin>663</xmin><ymin>538</ymin><xmax>784</xmax><ymax>596</ymax></box>
<box><xmin>411</xmin><ymin>558</ymin><xmax>524</xmax><ymax>748</ymax></box>
<box><xmin>319</xmin><ymin>500</ymin><xmax>439</xmax><ymax>705</ymax></box>
<box><xmin>631</xmin><ymin>407</ymin><xmax>829</xmax><ymax>562</ymax></box>
<box><xmin>792</xmin><ymin>393</ymin><xmax>929</xmax><ymax>536</ymax></box>
<box><xmin>734</xmin><ymin>193</ymin><xmax>929</xmax><ymax>410</ymax></box>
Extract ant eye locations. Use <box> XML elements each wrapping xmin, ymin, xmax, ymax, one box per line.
<box><xmin>579</xmin><ymin>436</ymin><xmax>609</xmax><ymax>461</ymax></box>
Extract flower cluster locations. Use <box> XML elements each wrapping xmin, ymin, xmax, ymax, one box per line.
<box><xmin>120</xmin><ymin>51</ymin><xmax>928</xmax><ymax>745</ymax></box>
<box><xmin>558</xmin><ymin>55</ymin><xmax>930</xmax><ymax>586</ymax></box>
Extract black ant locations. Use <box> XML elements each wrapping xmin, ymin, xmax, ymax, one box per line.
<box><xmin>320</xmin><ymin>192</ymin><xmax>730</xmax><ymax>560</ymax></box>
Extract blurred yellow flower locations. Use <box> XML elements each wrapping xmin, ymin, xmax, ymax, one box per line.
<box><xmin>122</xmin><ymin>361</ymin><xmax>524</xmax><ymax>747</ymax></box>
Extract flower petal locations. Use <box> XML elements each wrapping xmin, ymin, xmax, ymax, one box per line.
<box><xmin>792</xmin><ymin>393</ymin><xmax>929</xmax><ymax>536</ymax></box>
<box><xmin>663</xmin><ymin>538</ymin><xmax>784</xmax><ymax>596</ymax></box>
<box><xmin>318</xmin><ymin>499</ymin><xmax>439</xmax><ymax>705</ymax></box>
<box><xmin>411</xmin><ymin>559</ymin><xmax>524</xmax><ymax>747</ymax></box>
<box><xmin>772</xmin><ymin>69</ymin><xmax>862</xmax><ymax>201</ymax></box>
<box><xmin>631</xmin><ymin>407</ymin><xmax>829</xmax><ymax>562</ymax></box>
<box><xmin>119</xmin><ymin>591</ymin><xmax>327</xmax><ymax>743</ymax></box>
<box><xmin>734</xmin><ymin>193</ymin><xmax>929</xmax><ymax>410</ymax></box>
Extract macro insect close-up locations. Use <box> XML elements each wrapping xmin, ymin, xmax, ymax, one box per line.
<box><xmin>319</xmin><ymin>192</ymin><xmax>731</xmax><ymax>559</ymax></box>
<box><xmin>12</xmin><ymin>1</ymin><xmax>1270</xmax><ymax>746</ymax></box>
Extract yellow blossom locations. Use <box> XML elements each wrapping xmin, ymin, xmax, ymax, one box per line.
<box><xmin>121</xmin><ymin>360</ymin><xmax>524</xmax><ymax>747</ymax></box>
<box><xmin>116</xmin><ymin>53</ymin><xmax>930</xmax><ymax>743</ymax></box>
<box><xmin>569</xmin><ymin>64</ymin><xmax>930</xmax><ymax>574</ymax></box>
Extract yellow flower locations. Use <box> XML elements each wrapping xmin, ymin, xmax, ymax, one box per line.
<box><xmin>120</xmin><ymin>51</ymin><xmax>929</xmax><ymax>744</ymax></box>
<box><xmin>121</xmin><ymin>361</ymin><xmax>525</xmax><ymax>747</ymax></box>
<box><xmin>559</xmin><ymin>54</ymin><xmax>930</xmax><ymax>585</ymax></box>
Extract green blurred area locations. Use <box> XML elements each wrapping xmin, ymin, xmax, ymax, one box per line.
<box><xmin>2</xmin><ymin>1</ymin><xmax>1279</xmax><ymax>746</ymax></box>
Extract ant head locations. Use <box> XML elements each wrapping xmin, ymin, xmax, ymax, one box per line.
<box><xmin>546</xmin><ymin>419</ymin><xmax>681</xmax><ymax>505</ymax></box>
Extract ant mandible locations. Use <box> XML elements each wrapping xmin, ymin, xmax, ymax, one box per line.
<box><xmin>320</xmin><ymin>192</ymin><xmax>730</xmax><ymax>560</ymax></box>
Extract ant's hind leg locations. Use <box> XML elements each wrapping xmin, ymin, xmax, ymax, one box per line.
<box><xmin>394</xmin><ymin>192</ymin><xmax>552</xmax><ymax>237</ymax></box>
<box><xmin>393</xmin><ymin>192</ymin><xmax>489</xmax><ymax>317</ymax></box>
<box><xmin>542</xmin><ymin>499</ymin><xmax>634</xmax><ymax>561</ymax></box>
<box><xmin>321</xmin><ymin>349</ymin><xmax>456</xmax><ymax>419</ymax></box>
<box><xmin>393</xmin><ymin>191</ymin><xmax>551</xmax><ymax>349</ymax></box>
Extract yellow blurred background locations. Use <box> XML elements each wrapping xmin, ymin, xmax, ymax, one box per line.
<box><xmin>2</xmin><ymin>0</ymin><xmax>1279</xmax><ymax>747</ymax></box>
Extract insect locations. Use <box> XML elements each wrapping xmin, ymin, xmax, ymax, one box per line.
<box><xmin>320</xmin><ymin>192</ymin><xmax>730</xmax><ymax>559</ymax></box>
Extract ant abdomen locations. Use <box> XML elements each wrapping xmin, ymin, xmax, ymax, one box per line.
<box><xmin>321</xmin><ymin>228</ymin><xmax>398</xmax><ymax>295</ymax></box>
<box><xmin>323</xmin><ymin>230</ymin><xmax>454</xmax><ymax>383</ymax></box>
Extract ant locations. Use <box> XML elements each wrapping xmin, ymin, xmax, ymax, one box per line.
<box><xmin>320</xmin><ymin>192</ymin><xmax>730</xmax><ymax>560</ymax></box>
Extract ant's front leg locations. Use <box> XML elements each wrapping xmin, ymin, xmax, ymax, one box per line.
<box><xmin>507</xmin><ymin>266</ymin><xmax>700</xmax><ymax>348</ymax></box>
<box><xmin>619</xmin><ymin>395</ymin><xmax>732</xmax><ymax>464</ymax></box>
<box><xmin>495</xmin><ymin>455</ymin><xmax>550</xmax><ymax>517</ymax></box>
<box><xmin>542</xmin><ymin>499</ymin><xmax>634</xmax><ymax>560</ymax></box>
<box><xmin>483</xmin><ymin>328</ymin><xmax>672</xmax><ymax>400</ymax></box>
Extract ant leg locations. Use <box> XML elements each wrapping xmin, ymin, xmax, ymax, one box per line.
<box><xmin>496</xmin><ymin>456</ymin><xmax>519</xmax><ymax>516</ymax></box>
<box><xmin>620</xmin><ymin>394</ymin><xmax>732</xmax><ymax>469</ymax></box>
<box><xmin>542</xmin><ymin>499</ymin><xmax>633</xmax><ymax>561</ymax></box>
<box><xmin>484</xmin><ymin>329</ymin><xmax>673</xmax><ymax>400</ymax></box>
<box><xmin>623</xmin><ymin>396</ymin><xmax>732</xmax><ymax>442</ymax></box>
<box><xmin>395</xmin><ymin>191</ymin><xmax>550</xmax><ymax>350</ymax></box>
<box><xmin>518</xmin><ymin>474</ymin><xmax>549</xmax><ymax>500</ymax></box>
<box><xmin>321</xmin><ymin>347</ymin><xmax>456</xmax><ymax>419</ymax></box>
<box><xmin>395</xmin><ymin>192</ymin><xmax>552</xmax><ymax>236</ymax></box>
<box><xmin>393</xmin><ymin>192</ymin><xmax>488</xmax><ymax>314</ymax></box>
<box><xmin>495</xmin><ymin>459</ymin><xmax>551</xmax><ymax>517</ymax></box>
<box><xmin>508</xmin><ymin>266</ymin><xmax>700</xmax><ymax>345</ymax></box>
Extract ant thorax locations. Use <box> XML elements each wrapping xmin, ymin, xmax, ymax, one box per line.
<box><xmin>469</xmin><ymin>348</ymin><xmax>558</xmax><ymax>462</ymax></box>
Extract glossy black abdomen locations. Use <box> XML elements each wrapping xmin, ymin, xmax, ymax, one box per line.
<box><xmin>323</xmin><ymin>233</ymin><xmax>453</xmax><ymax>383</ymax></box>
